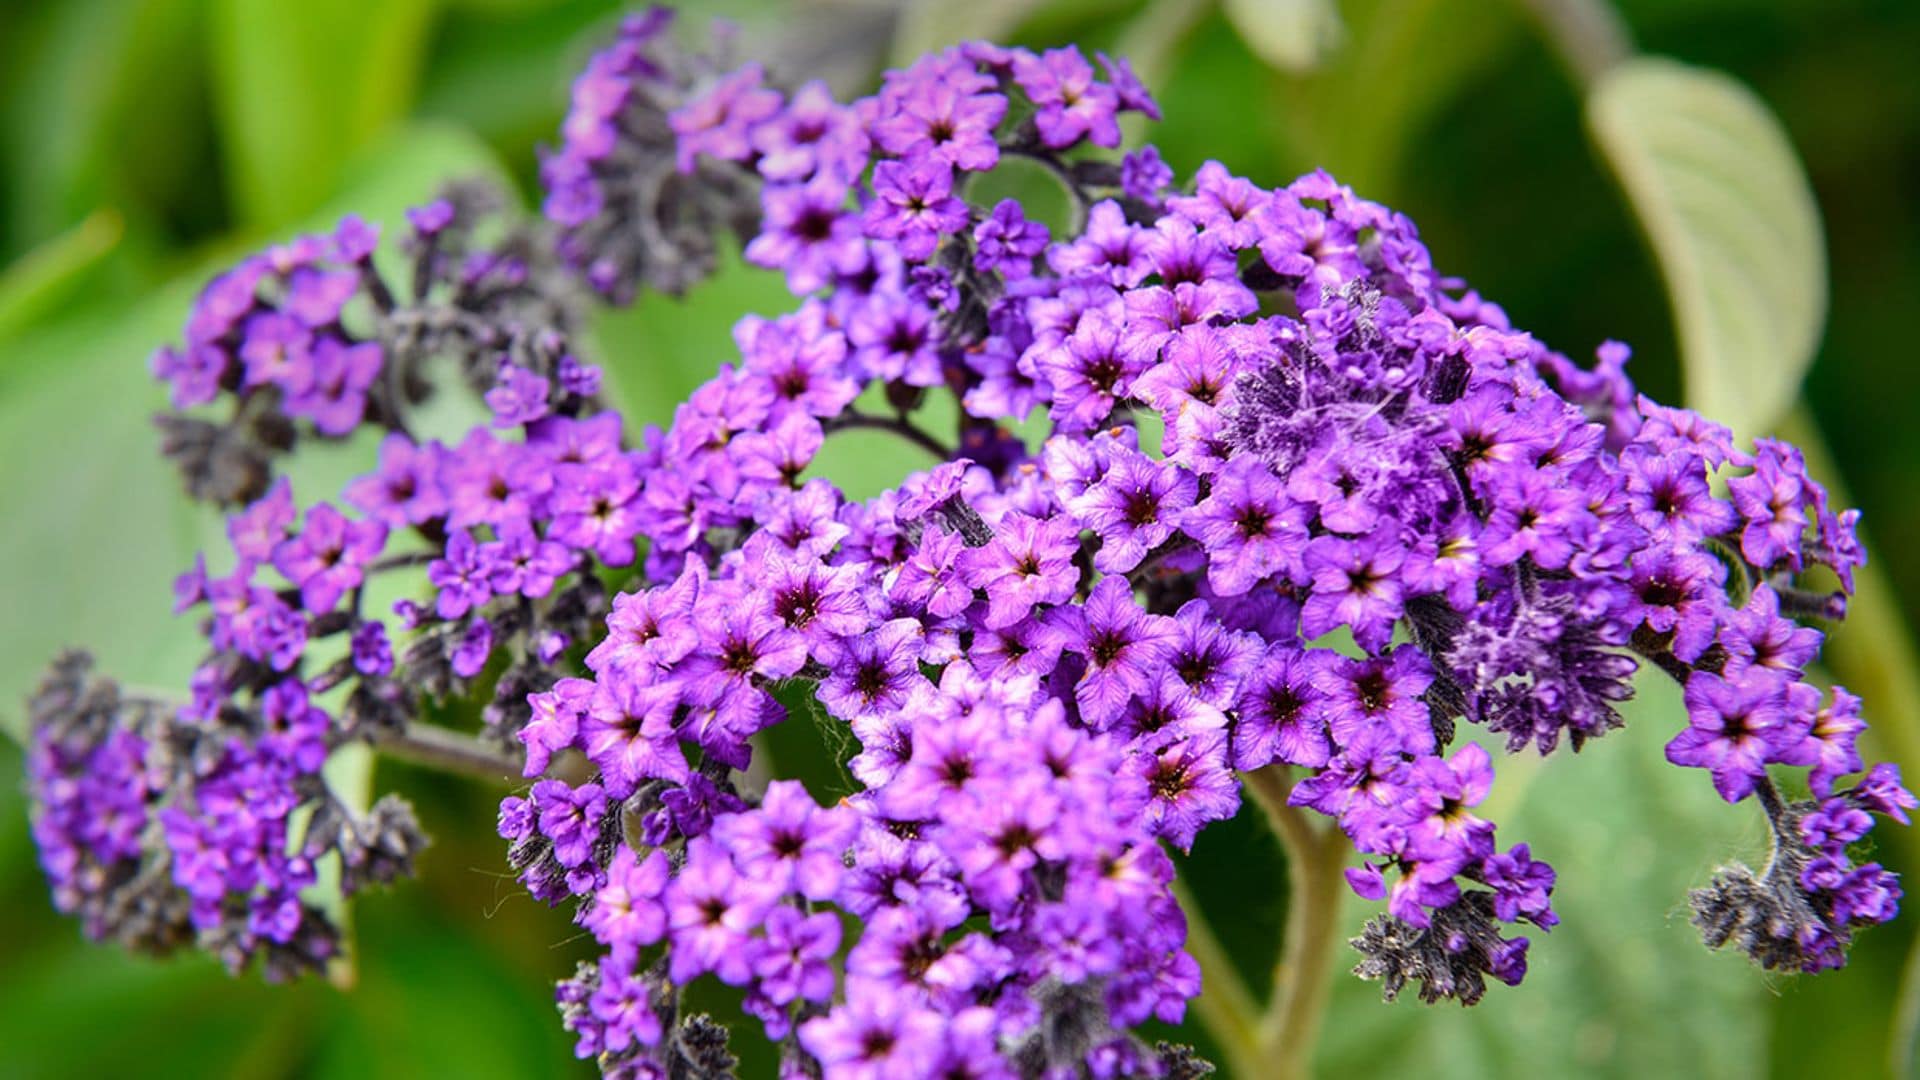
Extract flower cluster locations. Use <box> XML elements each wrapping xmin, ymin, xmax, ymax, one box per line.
<box><xmin>24</xmin><ymin>7</ymin><xmax>1912</xmax><ymax>1078</ymax></box>
<box><xmin>542</xmin><ymin>8</ymin><xmax>762</xmax><ymax>302</ymax></box>
<box><xmin>29</xmin><ymin>188</ymin><xmax>634</xmax><ymax>980</ymax></box>
<box><xmin>151</xmin><ymin>181</ymin><xmax>579</xmax><ymax>507</ymax></box>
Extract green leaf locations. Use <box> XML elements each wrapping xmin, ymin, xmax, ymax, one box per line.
<box><xmin>0</xmin><ymin>0</ymin><xmax>205</xmax><ymax>258</ymax></box>
<box><xmin>1588</xmin><ymin>57</ymin><xmax>1828</xmax><ymax>439</ymax></box>
<box><xmin>1316</xmin><ymin>675</ymin><xmax>1771</xmax><ymax>1077</ymax></box>
<box><xmin>209</xmin><ymin>0</ymin><xmax>441</xmax><ymax>228</ymax></box>
<box><xmin>1221</xmin><ymin>0</ymin><xmax>1344</xmax><ymax>73</ymax></box>
<box><xmin>0</xmin><ymin>208</ymin><xmax>124</xmax><ymax>346</ymax></box>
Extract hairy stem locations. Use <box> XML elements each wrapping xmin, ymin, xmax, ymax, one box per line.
<box><xmin>369</xmin><ymin>723</ymin><xmax>520</xmax><ymax>782</ymax></box>
<box><xmin>1243</xmin><ymin>765</ymin><xmax>1348</xmax><ymax>1079</ymax></box>
<box><xmin>1170</xmin><ymin>874</ymin><xmax>1265</xmax><ymax>1080</ymax></box>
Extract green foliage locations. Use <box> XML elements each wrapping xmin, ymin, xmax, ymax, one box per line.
<box><xmin>1589</xmin><ymin>56</ymin><xmax>1828</xmax><ymax>440</ymax></box>
<box><xmin>209</xmin><ymin>0</ymin><xmax>441</xmax><ymax>228</ymax></box>
<box><xmin>1317</xmin><ymin>677</ymin><xmax>1769</xmax><ymax>1078</ymax></box>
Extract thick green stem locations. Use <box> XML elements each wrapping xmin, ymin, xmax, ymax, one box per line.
<box><xmin>1242</xmin><ymin>765</ymin><xmax>1349</xmax><ymax>1079</ymax></box>
<box><xmin>1171</xmin><ymin>875</ymin><xmax>1265</xmax><ymax>1080</ymax></box>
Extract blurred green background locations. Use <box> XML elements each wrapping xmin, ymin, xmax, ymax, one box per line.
<box><xmin>4</xmin><ymin>0</ymin><xmax>1920</xmax><ymax>1076</ymax></box>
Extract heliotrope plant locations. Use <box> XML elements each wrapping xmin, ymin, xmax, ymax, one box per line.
<box><xmin>23</xmin><ymin>7</ymin><xmax>1912</xmax><ymax>1078</ymax></box>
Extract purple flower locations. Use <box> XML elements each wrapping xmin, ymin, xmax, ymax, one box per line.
<box><xmin>344</xmin><ymin>434</ymin><xmax>446</xmax><ymax>526</ymax></box>
<box><xmin>972</xmin><ymin>199</ymin><xmax>1049</xmax><ymax>277</ymax></box>
<box><xmin>798</xmin><ymin>987</ymin><xmax>944</xmax><ymax>1079</ymax></box>
<box><xmin>1666</xmin><ymin>671</ymin><xmax>1795</xmax><ymax>802</ymax></box>
<box><xmin>1234</xmin><ymin>645</ymin><xmax>1331</xmax><ymax>770</ymax></box>
<box><xmin>1048</xmin><ymin>576</ymin><xmax>1179</xmax><ymax>727</ymax></box>
<box><xmin>1011</xmin><ymin>46</ymin><xmax>1121</xmax><ymax>148</ymax></box>
<box><xmin>238</xmin><ymin>313</ymin><xmax>312</xmax><ymax>389</ymax></box>
<box><xmin>486</xmin><ymin>363</ymin><xmax>552</xmax><ymax>428</ymax></box>
<box><xmin>451</xmin><ymin>617</ymin><xmax>494</xmax><ymax>678</ymax></box>
<box><xmin>1128</xmin><ymin>725</ymin><xmax>1239</xmax><ymax>849</ymax></box>
<box><xmin>427</xmin><ymin>530</ymin><xmax>494</xmax><ymax>619</ymax></box>
<box><xmin>817</xmin><ymin>619</ymin><xmax>926</xmax><ymax>722</ymax></box>
<box><xmin>1119</xmin><ymin>146</ymin><xmax>1173</xmax><ymax>205</ymax></box>
<box><xmin>1182</xmin><ymin>457</ymin><xmax>1308</xmax><ymax>596</ymax></box>
<box><xmin>754</xmin><ymin>905</ymin><xmax>841</xmax><ymax>1005</ymax></box>
<box><xmin>664</xmin><ymin>837</ymin><xmax>777</xmax><ymax>984</ymax></box>
<box><xmin>1318</xmin><ymin>649</ymin><xmax>1437</xmax><ymax>757</ymax></box>
<box><xmin>582</xmin><ymin>846</ymin><xmax>670</xmax><ymax>948</ymax></box>
<box><xmin>1072</xmin><ymin>449</ymin><xmax>1197</xmax><ymax>573</ymax></box>
<box><xmin>862</xmin><ymin>159</ymin><xmax>969</xmax><ymax>262</ymax></box>
<box><xmin>713</xmin><ymin>780</ymin><xmax>855</xmax><ymax>900</ymax></box>
<box><xmin>1483</xmin><ymin>843</ymin><xmax>1559</xmax><ymax>927</ymax></box>
<box><xmin>960</xmin><ymin>511</ymin><xmax>1080</xmax><ymax>629</ymax></box>
<box><xmin>1728</xmin><ymin>439</ymin><xmax>1811</xmax><ymax>569</ymax></box>
<box><xmin>285</xmin><ymin>337</ymin><xmax>381</xmax><ymax>436</ymax></box>
<box><xmin>751</xmin><ymin>79</ymin><xmax>868</xmax><ymax>183</ymax></box>
<box><xmin>580</xmin><ymin>670</ymin><xmax>688</xmax><ymax>795</ymax></box>
<box><xmin>1301</xmin><ymin>528</ymin><xmax>1407</xmax><ymax>654</ymax></box>
<box><xmin>482</xmin><ymin>520</ymin><xmax>574</xmax><ymax>599</ymax></box>
<box><xmin>872</xmin><ymin>83</ymin><xmax>1006</xmax><ymax>172</ymax></box>
<box><xmin>746</xmin><ymin>175</ymin><xmax>866</xmax><ymax>294</ymax></box>
<box><xmin>670</xmin><ymin>62</ymin><xmax>781</xmax><ymax>171</ymax></box>
<box><xmin>350</xmin><ymin>621</ymin><xmax>392</xmax><ymax>676</ymax></box>
<box><xmin>270</xmin><ymin>503</ymin><xmax>386</xmax><ymax>613</ymax></box>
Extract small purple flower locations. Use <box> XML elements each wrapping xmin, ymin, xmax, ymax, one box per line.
<box><xmin>1073</xmin><ymin>450</ymin><xmax>1198</xmax><ymax>573</ymax></box>
<box><xmin>270</xmin><ymin>503</ymin><xmax>387</xmax><ymax>614</ymax></box>
<box><xmin>670</xmin><ymin>62</ymin><xmax>782</xmax><ymax>171</ymax></box>
<box><xmin>344</xmin><ymin>434</ymin><xmax>447</xmax><ymax>526</ymax></box>
<box><xmin>1048</xmin><ymin>576</ymin><xmax>1179</xmax><ymax>727</ymax></box>
<box><xmin>754</xmin><ymin>905</ymin><xmax>841</xmax><ymax>1006</ymax></box>
<box><xmin>1667</xmin><ymin>671</ymin><xmax>1795</xmax><ymax>803</ymax></box>
<box><xmin>664</xmin><ymin>837</ymin><xmax>777</xmax><ymax>985</ymax></box>
<box><xmin>1011</xmin><ymin>46</ymin><xmax>1121</xmax><ymax>148</ymax></box>
<box><xmin>482</xmin><ymin>519</ymin><xmax>574</xmax><ymax>599</ymax></box>
<box><xmin>972</xmin><ymin>199</ymin><xmax>1049</xmax><ymax>277</ymax></box>
<box><xmin>816</xmin><ymin>619</ymin><xmax>926</xmax><ymax>722</ymax></box>
<box><xmin>959</xmin><ymin>511</ymin><xmax>1080</xmax><ymax>629</ymax></box>
<box><xmin>451</xmin><ymin>617</ymin><xmax>494</xmax><ymax>678</ymax></box>
<box><xmin>1182</xmin><ymin>457</ymin><xmax>1308</xmax><ymax>596</ymax></box>
<box><xmin>582</xmin><ymin>846</ymin><xmax>670</xmax><ymax>948</ymax></box>
<box><xmin>1301</xmin><ymin>528</ymin><xmax>1407</xmax><ymax>654</ymax></box>
<box><xmin>862</xmin><ymin>159</ymin><xmax>969</xmax><ymax>262</ymax></box>
<box><xmin>1119</xmin><ymin>146</ymin><xmax>1173</xmax><ymax>206</ymax></box>
<box><xmin>427</xmin><ymin>529</ymin><xmax>494</xmax><ymax>620</ymax></box>
<box><xmin>872</xmin><ymin>83</ymin><xmax>1006</xmax><ymax>172</ymax></box>
<box><xmin>746</xmin><ymin>174</ymin><xmax>866</xmax><ymax>294</ymax></box>
<box><xmin>486</xmin><ymin>363</ymin><xmax>552</xmax><ymax>428</ymax></box>
<box><xmin>712</xmin><ymin>780</ymin><xmax>855</xmax><ymax>900</ymax></box>
<box><xmin>350</xmin><ymin>620</ymin><xmax>392</xmax><ymax>676</ymax></box>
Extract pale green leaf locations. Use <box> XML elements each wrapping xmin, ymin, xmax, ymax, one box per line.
<box><xmin>1222</xmin><ymin>0</ymin><xmax>1344</xmax><ymax>73</ymax></box>
<box><xmin>1317</xmin><ymin>675</ymin><xmax>1771</xmax><ymax>1077</ymax></box>
<box><xmin>1588</xmin><ymin>57</ymin><xmax>1827</xmax><ymax>439</ymax></box>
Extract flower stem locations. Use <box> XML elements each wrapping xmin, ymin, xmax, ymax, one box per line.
<box><xmin>1242</xmin><ymin>764</ymin><xmax>1348</xmax><ymax>1078</ymax></box>
<box><xmin>827</xmin><ymin>409</ymin><xmax>953</xmax><ymax>460</ymax></box>
<box><xmin>368</xmin><ymin>724</ymin><xmax>520</xmax><ymax>782</ymax></box>
<box><xmin>1171</xmin><ymin>874</ymin><xmax>1265</xmax><ymax>1080</ymax></box>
